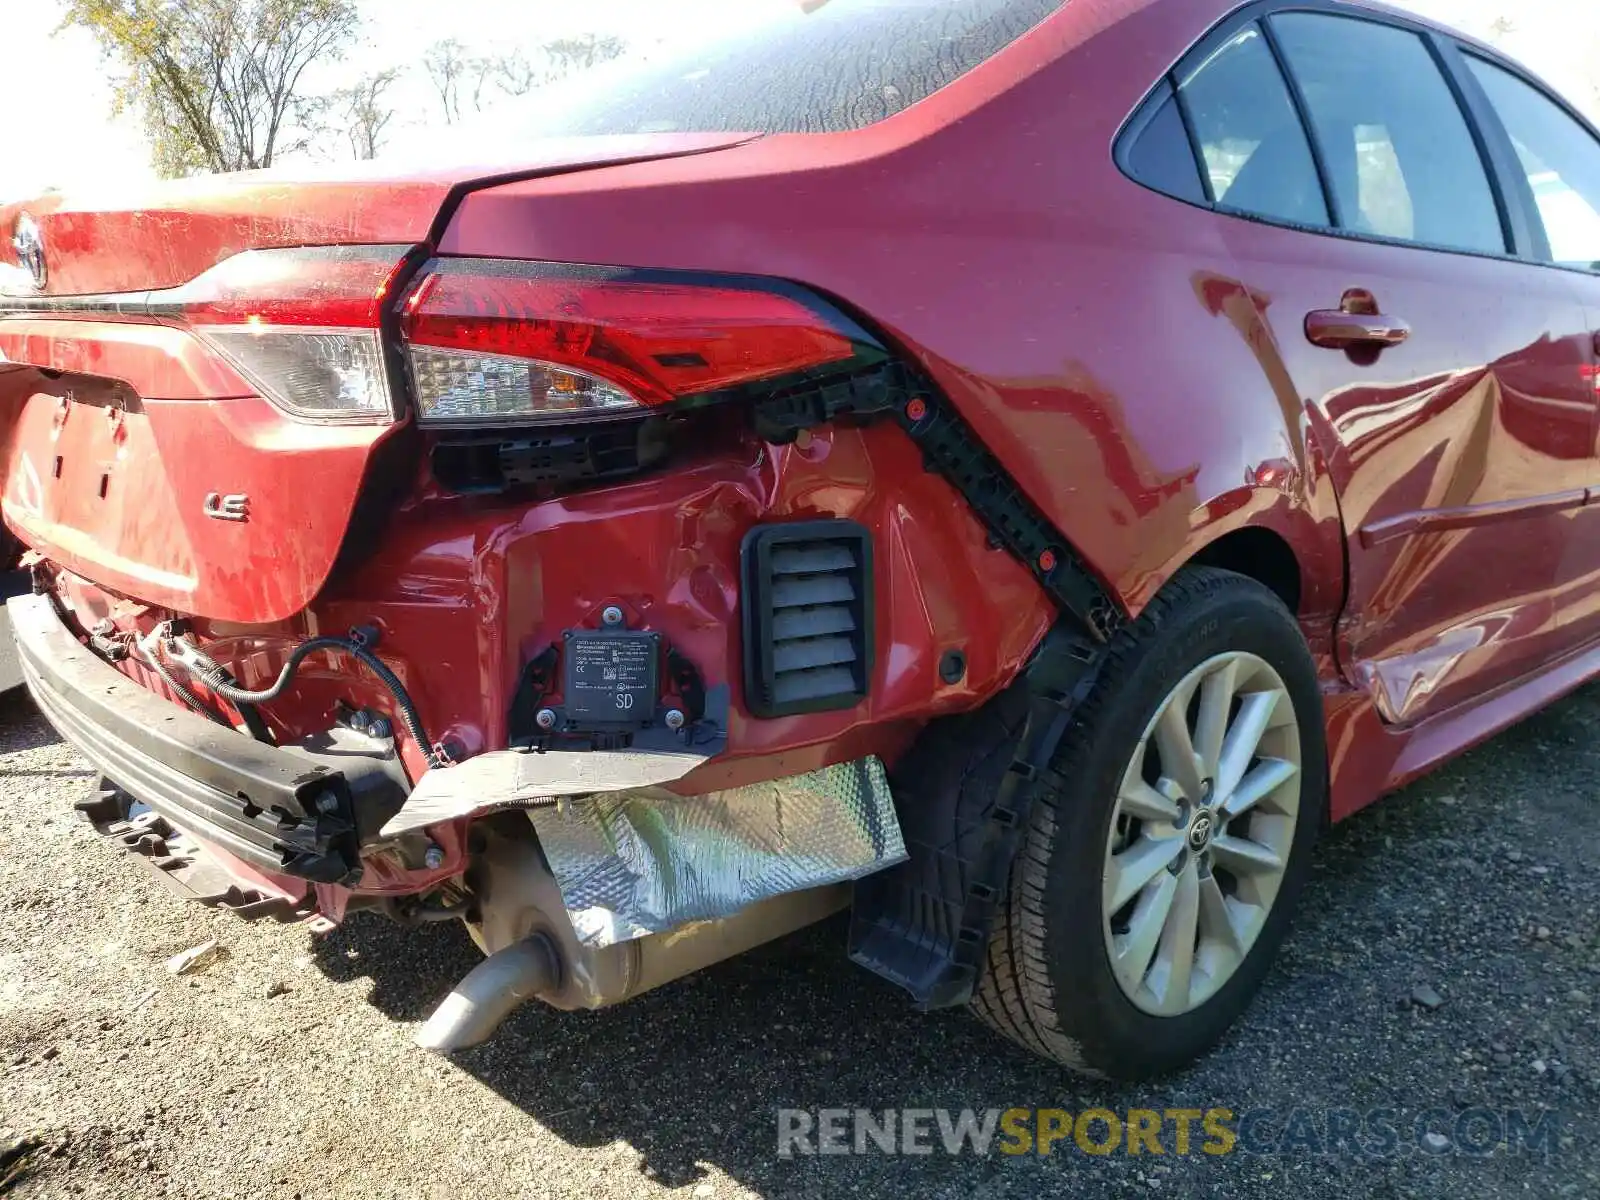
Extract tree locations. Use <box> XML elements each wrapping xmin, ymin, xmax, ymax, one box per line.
<box><xmin>491</xmin><ymin>34</ymin><xmax>628</xmax><ymax>99</ymax></box>
<box><xmin>428</xmin><ymin>32</ymin><xmax>627</xmax><ymax>121</ymax></box>
<box><xmin>424</xmin><ymin>38</ymin><xmax>494</xmax><ymax>125</ymax></box>
<box><xmin>335</xmin><ymin>69</ymin><xmax>398</xmax><ymax>160</ymax></box>
<box><xmin>493</xmin><ymin>51</ymin><xmax>541</xmax><ymax>98</ymax></box>
<box><xmin>542</xmin><ymin>34</ymin><xmax>626</xmax><ymax>77</ymax></box>
<box><xmin>60</xmin><ymin>0</ymin><xmax>360</xmax><ymax>177</ymax></box>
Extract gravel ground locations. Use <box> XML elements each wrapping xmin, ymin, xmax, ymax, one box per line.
<box><xmin>1</xmin><ymin>684</ymin><xmax>1596</xmax><ymax>1200</ymax></box>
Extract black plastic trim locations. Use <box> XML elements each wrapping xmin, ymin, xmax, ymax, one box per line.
<box><xmin>748</xmin><ymin>360</ymin><xmax>1122</xmax><ymax>642</ymax></box>
<box><xmin>10</xmin><ymin>593</ymin><xmax>373</xmax><ymax>885</ymax></box>
<box><xmin>430</xmin><ymin>418</ymin><xmax>669</xmax><ymax>494</ymax></box>
<box><xmin>893</xmin><ymin>381</ymin><xmax>1122</xmax><ymax>642</ymax></box>
<box><xmin>850</xmin><ymin>622</ymin><xmax>1105</xmax><ymax>1008</ymax></box>
<box><xmin>740</xmin><ymin>519</ymin><xmax>875</xmax><ymax>718</ymax></box>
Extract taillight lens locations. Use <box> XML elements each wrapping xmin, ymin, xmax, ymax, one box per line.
<box><xmin>178</xmin><ymin>245</ymin><xmax>414</xmax><ymax>421</ymax></box>
<box><xmin>401</xmin><ymin>261</ymin><xmax>860</xmax><ymax>423</ymax></box>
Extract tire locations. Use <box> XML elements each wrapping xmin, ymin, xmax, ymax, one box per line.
<box><xmin>970</xmin><ymin>565</ymin><xmax>1326</xmax><ymax>1078</ymax></box>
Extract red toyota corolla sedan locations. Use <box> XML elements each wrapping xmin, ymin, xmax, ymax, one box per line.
<box><xmin>2</xmin><ymin>0</ymin><xmax>1598</xmax><ymax>1079</ymax></box>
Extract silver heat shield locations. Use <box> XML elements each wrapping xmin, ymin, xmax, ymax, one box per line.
<box><xmin>528</xmin><ymin>756</ymin><xmax>905</xmax><ymax>947</ymax></box>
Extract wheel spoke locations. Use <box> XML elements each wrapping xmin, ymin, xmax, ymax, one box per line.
<box><xmin>1196</xmin><ymin>874</ymin><xmax>1241</xmax><ymax>953</ymax></box>
<box><xmin>1215</xmin><ymin>688</ymin><xmax>1284</xmax><ymax>799</ymax></box>
<box><xmin>1221</xmin><ymin>756</ymin><xmax>1297</xmax><ymax>820</ymax></box>
<box><xmin>1151</xmin><ymin>856</ymin><xmax>1200</xmax><ymax>1011</ymax></box>
<box><xmin>1105</xmin><ymin>835</ymin><xmax>1185</xmax><ymax>914</ymax></box>
<box><xmin>1153</xmin><ymin>690</ymin><xmax>1204</xmax><ymax>801</ymax></box>
<box><xmin>1210</xmin><ymin>832</ymin><xmax>1283</xmax><ymax>877</ymax></box>
<box><xmin>1192</xmin><ymin>659</ymin><xmax>1238</xmax><ymax>783</ymax></box>
<box><xmin>1118</xmin><ymin>773</ymin><xmax>1182</xmax><ymax>824</ymax></box>
<box><xmin>1114</xmin><ymin>871</ymin><xmax>1178</xmax><ymax>994</ymax></box>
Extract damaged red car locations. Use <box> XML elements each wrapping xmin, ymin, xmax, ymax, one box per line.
<box><xmin>7</xmin><ymin>0</ymin><xmax>1600</xmax><ymax>1079</ymax></box>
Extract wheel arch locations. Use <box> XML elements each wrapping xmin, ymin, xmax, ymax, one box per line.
<box><xmin>1190</xmin><ymin>524</ymin><xmax>1304</xmax><ymax>615</ymax></box>
<box><xmin>1118</xmin><ymin>477</ymin><xmax>1347</xmax><ymax>630</ymax></box>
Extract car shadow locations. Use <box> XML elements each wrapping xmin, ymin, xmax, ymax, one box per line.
<box><xmin>0</xmin><ymin>689</ymin><xmax>95</xmax><ymax>780</ymax></box>
<box><xmin>306</xmin><ymin>781</ymin><xmax>1438</xmax><ymax>1195</ymax></box>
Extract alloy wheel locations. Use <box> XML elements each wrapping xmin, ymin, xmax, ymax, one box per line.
<box><xmin>1100</xmin><ymin>651</ymin><xmax>1302</xmax><ymax>1017</ymax></box>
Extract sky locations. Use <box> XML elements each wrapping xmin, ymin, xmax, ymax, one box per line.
<box><xmin>2</xmin><ymin>0</ymin><xmax>1596</xmax><ymax>203</ymax></box>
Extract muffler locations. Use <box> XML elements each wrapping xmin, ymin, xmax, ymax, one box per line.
<box><xmin>414</xmin><ymin>819</ymin><xmax>853</xmax><ymax>1051</ymax></box>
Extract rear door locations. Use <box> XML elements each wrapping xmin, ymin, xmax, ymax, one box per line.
<box><xmin>1172</xmin><ymin>8</ymin><xmax>1597</xmax><ymax>726</ymax></box>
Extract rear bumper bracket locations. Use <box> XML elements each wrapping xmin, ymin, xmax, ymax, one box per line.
<box><xmin>8</xmin><ymin>592</ymin><xmax>395</xmax><ymax>885</ymax></box>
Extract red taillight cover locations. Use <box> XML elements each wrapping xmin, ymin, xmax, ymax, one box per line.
<box><xmin>401</xmin><ymin>261</ymin><xmax>859</xmax><ymax>421</ymax></box>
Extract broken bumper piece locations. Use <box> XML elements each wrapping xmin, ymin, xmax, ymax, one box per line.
<box><xmin>384</xmin><ymin>745</ymin><xmax>906</xmax><ymax>949</ymax></box>
<box><xmin>379</xmin><ymin>744</ymin><xmax>714</xmax><ymax>837</ymax></box>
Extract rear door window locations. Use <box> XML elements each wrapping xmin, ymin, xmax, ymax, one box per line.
<box><xmin>1122</xmin><ymin>90</ymin><xmax>1208</xmax><ymax>205</ymax></box>
<box><xmin>1271</xmin><ymin>12</ymin><xmax>1505</xmax><ymax>254</ymax></box>
<box><xmin>1176</xmin><ymin>24</ymin><xmax>1328</xmax><ymax>226</ymax></box>
<box><xmin>498</xmin><ymin>0</ymin><xmax>1064</xmax><ymax>137</ymax></box>
<box><xmin>1465</xmin><ymin>56</ymin><xmax>1600</xmax><ymax>270</ymax></box>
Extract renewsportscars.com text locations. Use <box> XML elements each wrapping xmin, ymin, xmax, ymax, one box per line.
<box><xmin>776</xmin><ymin>1106</ymin><xmax>1561</xmax><ymax>1160</ymax></box>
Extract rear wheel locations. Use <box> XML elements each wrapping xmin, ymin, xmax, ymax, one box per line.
<box><xmin>972</xmin><ymin>566</ymin><xmax>1325</xmax><ymax>1078</ymax></box>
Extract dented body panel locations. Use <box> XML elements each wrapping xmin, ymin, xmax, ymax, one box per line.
<box><xmin>3</xmin><ymin>0</ymin><xmax>1600</xmax><ymax>988</ymax></box>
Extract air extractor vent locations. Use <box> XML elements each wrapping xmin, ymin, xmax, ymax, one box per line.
<box><xmin>741</xmin><ymin>520</ymin><xmax>874</xmax><ymax>718</ymax></box>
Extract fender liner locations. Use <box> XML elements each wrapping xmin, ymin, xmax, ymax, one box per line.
<box><xmin>849</xmin><ymin>623</ymin><xmax>1105</xmax><ymax>1008</ymax></box>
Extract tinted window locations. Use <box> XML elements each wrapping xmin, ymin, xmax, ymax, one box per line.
<box><xmin>489</xmin><ymin>0</ymin><xmax>1062</xmax><ymax>138</ymax></box>
<box><xmin>1177</xmin><ymin>24</ymin><xmax>1328</xmax><ymax>226</ymax></box>
<box><xmin>1467</xmin><ymin>57</ymin><xmax>1600</xmax><ymax>269</ymax></box>
<box><xmin>1272</xmin><ymin>13</ymin><xmax>1504</xmax><ymax>254</ymax></box>
<box><xmin>1124</xmin><ymin>91</ymin><xmax>1207</xmax><ymax>204</ymax></box>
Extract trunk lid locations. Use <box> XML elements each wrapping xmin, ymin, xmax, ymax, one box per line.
<box><xmin>0</xmin><ymin>134</ymin><xmax>754</xmax><ymax>623</ymax></box>
<box><xmin>0</xmin><ymin>133</ymin><xmax>752</xmax><ymax>295</ymax></box>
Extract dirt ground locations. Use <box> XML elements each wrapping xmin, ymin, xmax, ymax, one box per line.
<box><xmin>1</xmin><ymin>684</ymin><xmax>1596</xmax><ymax>1199</ymax></box>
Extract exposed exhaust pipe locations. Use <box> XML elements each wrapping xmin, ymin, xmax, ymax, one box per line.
<box><xmin>415</xmin><ymin>934</ymin><xmax>561</xmax><ymax>1054</ymax></box>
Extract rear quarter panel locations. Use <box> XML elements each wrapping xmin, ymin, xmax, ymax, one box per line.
<box><xmin>438</xmin><ymin>0</ymin><xmax>1346</xmax><ymax>625</ymax></box>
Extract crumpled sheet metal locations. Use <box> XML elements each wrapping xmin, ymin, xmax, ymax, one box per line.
<box><xmin>529</xmin><ymin>756</ymin><xmax>906</xmax><ymax>947</ymax></box>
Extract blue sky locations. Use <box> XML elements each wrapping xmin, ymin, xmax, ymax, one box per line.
<box><xmin>3</xmin><ymin>0</ymin><xmax>1594</xmax><ymax>203</ymax></box>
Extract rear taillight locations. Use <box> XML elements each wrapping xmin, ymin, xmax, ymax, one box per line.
<box><xmin>400</xmin><ymin>261</ymin><xmax>863</xmax><ymax>424</ymax></box>
<box><xmin>178</xmin><ymin>245</ymin><xmax>415</xmax><ymax>421</ymax></box>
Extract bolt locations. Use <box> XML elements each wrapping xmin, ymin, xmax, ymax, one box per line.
<box><xmin>423</xmin><ymin>844</ymin><xmax>445</xmax><ymax>870</ymax></box>
<box><xmin>1037</xmin><ymin>549</ymin><xmax>1058</xmax><ymax>573</ymax></box>
<box><xmin>601</xmin><ymin>605</ymin><xmax>624</xmax><ymax>627</ymax></box>
<box><xmin>315</xmin><ymin>791</ymin><xmax>340</xmax><ymax>816</ymax></box>
<box><xmin>535</xmin><ymin>707</ymin><xmax>558</xmax><ymax>731</ymax></box>
<box><xmin>1200</xmin><ymin>778</ymin><xmax>1214</xmax><ymax>803</ymax></box>
<box><xmin>664</xmin><ymin>708</ymin><xmax>686</xmax><ymax>731</ymax></box>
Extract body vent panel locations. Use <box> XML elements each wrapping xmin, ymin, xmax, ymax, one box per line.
<box><xmin>741</xmin><ymin>520</ymin><xmax>874</xmax><ymax>718</ymax></box>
